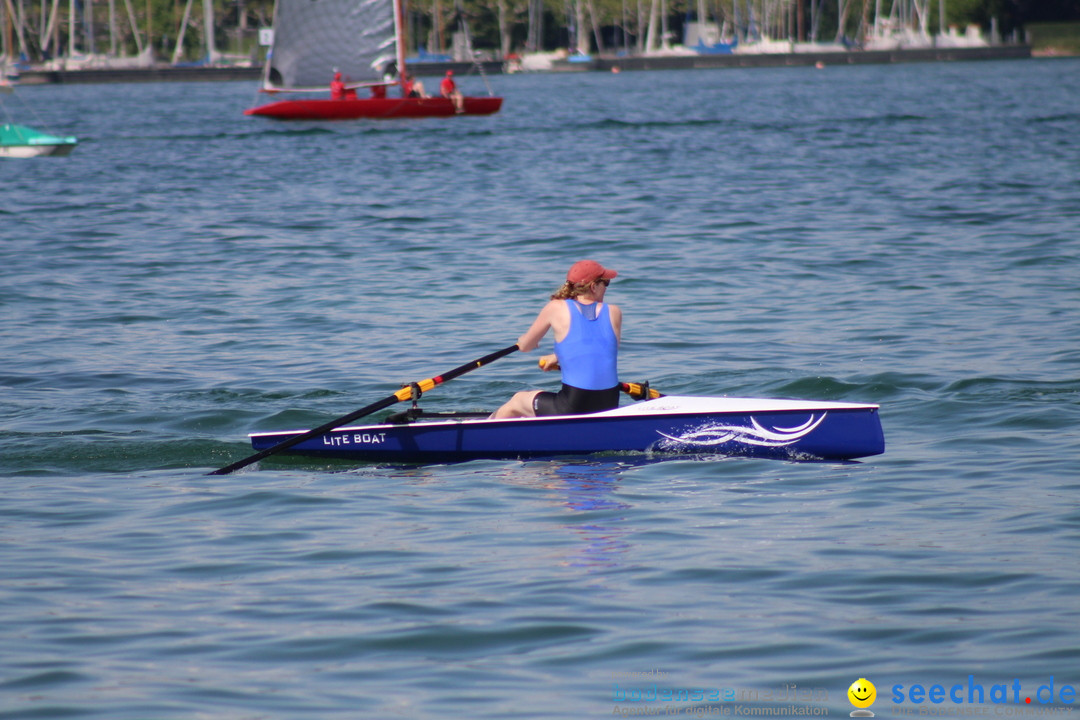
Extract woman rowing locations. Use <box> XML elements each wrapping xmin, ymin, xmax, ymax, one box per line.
<box><xmin>492</xmin><ymin>260</ymin><xmax>622</xmax><ymax>419</ymax></box>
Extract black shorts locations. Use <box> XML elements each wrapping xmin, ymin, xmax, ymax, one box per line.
<box><xmin>533</xmin><ymin>384</ymin><xmax>620</xmax><ymax>417</ymax></box>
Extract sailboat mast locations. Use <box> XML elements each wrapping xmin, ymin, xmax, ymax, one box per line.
<box><xmin>202</xmin><ymin>0</ymin><xmax>216</xmax><ymax>63</ymax></box>
<box><xmin>392</xmin><ymin>0</ymin><xmax>406</xmax><ymax>81</ymax></box>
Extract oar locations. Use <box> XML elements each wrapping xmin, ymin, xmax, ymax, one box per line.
<box><xmin>209</xmin><ymin>344</ymin><xmax>520</xmax><ymax>475</ymax></box>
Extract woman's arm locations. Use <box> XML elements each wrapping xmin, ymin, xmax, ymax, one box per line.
<box><xmin>608</xmin><ymin>303</ymin><xmax>622</xmax><ymax>343</ymax></box>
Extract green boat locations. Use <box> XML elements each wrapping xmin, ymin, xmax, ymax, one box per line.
<box><xmin>0</xmin><ymin>123</ymin><xmax>78</xmax><ymax>158</ymax></box>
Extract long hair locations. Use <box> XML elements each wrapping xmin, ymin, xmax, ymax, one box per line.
<box><xmin>550</xmin><ymin>280</ymin><xmax>595</xmax><ymax>300</ymax></box>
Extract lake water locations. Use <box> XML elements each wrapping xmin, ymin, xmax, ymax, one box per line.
<box><xmin>2</xmin><ymin>58</ymin><xmax>1079</xmax><ymax>719</ymax></box>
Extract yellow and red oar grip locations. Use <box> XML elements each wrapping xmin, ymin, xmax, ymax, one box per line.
<box><xmin>394</xmin><ymin>377</ymin><xmax>439</xmax><ymax>401</ymax></box>
<box><xmin>620</xmin><ymin>382</ymin><xmax>663</xmax><ymax>400</ymax></box>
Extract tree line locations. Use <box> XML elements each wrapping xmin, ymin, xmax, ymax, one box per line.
<box><xmin>2</xmin><ymin>0</ymin><xmax>1077</xmax><ymax>63</ymax></box>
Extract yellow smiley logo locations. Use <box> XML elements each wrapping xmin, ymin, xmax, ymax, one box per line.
<box><xmin>848</xmin><ymin>678</ymin><xmax>877</xmax><ymax>709</ymax></box>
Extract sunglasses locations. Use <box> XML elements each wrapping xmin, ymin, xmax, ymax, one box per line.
<box><xmin>595</xmin><ymin>278</ymin><xmax>610</xmax><ymax>287</ymax></box>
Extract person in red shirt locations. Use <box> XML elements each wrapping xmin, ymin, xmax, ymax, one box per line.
<box><xmin>330</xmin><ymin>71</ymin><xmax>345</xmax><ymax>100</ymax></box>
<box><xmin>401</xmin><ymin>73</ymin><xmax>427</xmax><ymax>98</ymax></box>
<box><xmin>440</xmin><ymin>70</ymin><xmax>464</xmax><ymax>114</ymax></box>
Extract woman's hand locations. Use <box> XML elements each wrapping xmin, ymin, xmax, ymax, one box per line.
<box><xmin>538</xmin><ymin>354</ymin><xmax>560</xmax><ymax>371</ymax></box>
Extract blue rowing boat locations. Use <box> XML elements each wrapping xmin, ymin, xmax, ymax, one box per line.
<box><xmin>249</xmin><ymin>396</ymin><xmax>884</xmax><ymax>464</ymax></box>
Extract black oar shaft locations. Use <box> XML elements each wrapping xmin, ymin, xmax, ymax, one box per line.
<box><xmin>209</xmin><ymin>344</ymin><xmax>519</xmax><ymax>475</ymax></box>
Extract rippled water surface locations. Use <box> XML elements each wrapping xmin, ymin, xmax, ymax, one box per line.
<box><xmin>2</xmin><ymin>58</ymin><xmax>1079</xmax><ymax>719</ymax></box>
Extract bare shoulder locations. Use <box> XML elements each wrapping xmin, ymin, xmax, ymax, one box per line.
<box><xmin>542</xmin><ymin>298</ymin><xmax>569</xmax><ymax>319</ymax></box>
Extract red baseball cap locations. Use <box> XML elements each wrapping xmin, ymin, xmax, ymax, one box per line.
<box><xmin>567</xmin><ymin>260</ymin><xmax>617</xmax><ymax>284</ymax></box>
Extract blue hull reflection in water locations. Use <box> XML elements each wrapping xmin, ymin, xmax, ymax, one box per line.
<box><xmin>547</xmin><ymin>461</ymin><xmax>633</xmax><ymax>569</ymax></box>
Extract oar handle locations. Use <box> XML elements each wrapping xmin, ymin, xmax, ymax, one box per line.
<box><xmin>209</xmin><ymin>344</ymin><xmax>520</xmax><ymax>475</ymax></box>
<box><xmin>620</xmin><ymin>381</ymin><xmax>663</xmax><ymax>400</ymax></box>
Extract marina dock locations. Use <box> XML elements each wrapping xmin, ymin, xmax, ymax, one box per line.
<box><xmin>14</xmin><ymin>44</ymin><xmax>1031</xmax><ymax>85</ymax></box>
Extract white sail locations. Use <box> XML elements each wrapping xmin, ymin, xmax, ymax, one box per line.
<box><xmin>265</xmin><ymin>0</ymin><xmax>397</xmax><ymax>89</ymax></box>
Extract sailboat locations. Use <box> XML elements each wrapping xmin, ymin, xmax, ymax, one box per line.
<box><xmin>244</xmin><ymin>0</ymin><xmax>503</xmax><ymax>120</ymax></box>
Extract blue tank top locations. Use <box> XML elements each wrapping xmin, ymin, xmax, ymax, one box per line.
<box><xmin>554</xmin><ymin>299</ymin><xmax>619</xmax><ymax>390</ymax></box>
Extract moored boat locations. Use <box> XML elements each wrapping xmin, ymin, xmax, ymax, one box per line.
<box><xmin>249</xmin><ymin>395</ymin><xmax>885</xmax><ymax>464</ymax></box>
<box><xmin>0</xmin><ymin>123</ymin><xmax>78</xmax><ymax>158</ymax></box>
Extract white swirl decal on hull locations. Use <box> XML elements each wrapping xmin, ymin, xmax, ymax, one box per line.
<box><xmin>657</xmin><ymin>413</ymin><xmax>827</xmax><ymax>449</ymax></box>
